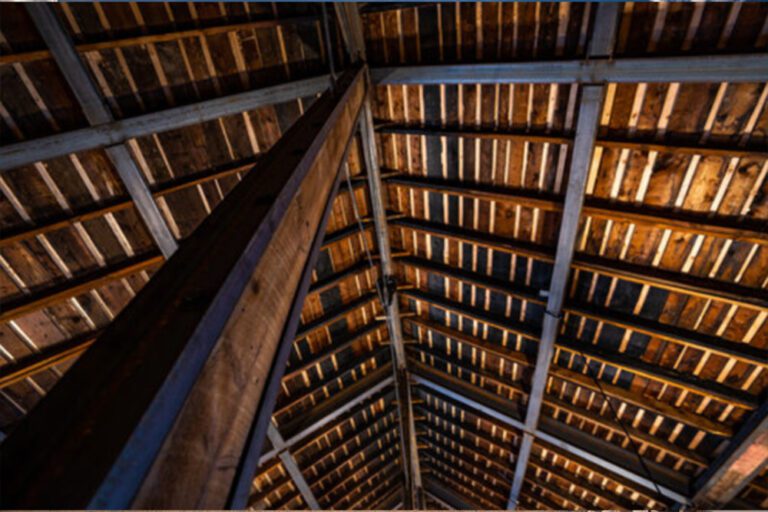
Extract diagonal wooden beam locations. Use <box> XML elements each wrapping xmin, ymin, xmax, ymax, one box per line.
<box><xmin>3</xmin><ymin>156</ymin><xmax>366</xmax><ymax>250</ymax></box>
<box><xmin>274</xmin><ymin>365</ymin><xmax>394</xmax><ymax>454</ymax></box>
<box><xmin>25</xmin><ymin>3</ymin><xmax>177</xmax><ymax>257</ymax></box>
<box><xmin>0</xmin><ymin>252</ymin><xmax>163</xmax><ymax>324</ymax></box>
<box><xmin>361</xmin><ymin>100</ymin><xmax>424</xmax><ymax>509</ymax></box>
<box><xmin>0</xmin><ymin>330</ymin><xmax>102</xmax><ymax>390</ymax></box>
<box><xmin>333</xmin><ymin>5</ymin><xmax>423</xmax><ymax>506</ymax></box>
<box><xmin>266</xmin><ymin>424</ymin><xmax>320</xmax><ymax>509</ymax></box>
<box><xmin>423</xmin><ymin>475</ymin><xmax>483</xmax><ymax>510</ymax></box>
<box><xmin>0</xmin><ymin>75</ymin><xmax>328</xmax><ymax>173</ymax></box>
<box><xmin>509</xmin><ymin>7</ymin><xmax>623</xmax><ymax>505</ymax></box>
<box><xmin>0</xmin><ymin>66</ymin><xmax>366</xmax><ymax>509</ymax></box>
<box><xmin>411</xmin><ymin>371</ymin><xmax>691</xmax><ymax>506</ymax></box>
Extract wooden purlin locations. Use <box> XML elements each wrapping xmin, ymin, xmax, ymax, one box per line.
<box><xmin>0</xmin><ymin>16</ymin><xmax>320</xmax><ymax>66</ymax></box>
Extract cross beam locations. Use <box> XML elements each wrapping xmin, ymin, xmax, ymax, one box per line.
<box><xmin>372</xmin><ymin>54</ymin><xmax>768</xmax><ymax>85</ymax></box>
<box><xmin>266</xmin><ymin>424</ymin><xmax>320</xmax><ymax>509</ymax></box>
<box><xmin>0</xmin><ymin>75</ymin><xmax>328</xmax><ymax>172</ymax></box>
<box><xmin>0</xmin><ymin>66</ymin><xmax>366</xmax><ymax>509</ymax></box>
<box><xmin>26</xmin><ymin>3</ymin><xmax>177</xmax><ymax>257</ymax></box>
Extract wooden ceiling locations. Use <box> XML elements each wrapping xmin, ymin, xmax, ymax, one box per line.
<box><xmin>1</xmin><ymin>2</ymin><xmax>767</xmax><ymax>510</ymax></box>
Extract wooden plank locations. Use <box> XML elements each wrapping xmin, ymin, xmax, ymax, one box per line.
<box><xmin>403</xmin><ymin>291</ymin><xmax>736</xmax><ymax>436</ymax></box>
<box><xmin>399</xmin><ymin>255</ymin><xmax>767</xmax><ymax>367</ymax></box>
<box><xmin>378</xmin><ymin>122</ymin><xmax>768</xmax><ymax>159</ymax></box>
<box><xmin>390</xmin><ymin>216</ymin><xmax>768</xmax><ymax>311</ymax></box>
<box><xmin>360</xmin><ymin>91</ymin><xmax>423</xmax><ymax>506</ymax></box>
<box><xmin>0</xmin><ymin>252</ymin><xmax>162</xmax><ymax>323</ymax></box>
<box><xmin>0</xmin><ymin>159</ymin><xmax>368</xmax><ymax>250</ymax></box>
<box><xmin>267</xmin><ymin>424</ymin><xmax>320</xmax><ymax>509</ymax></box>
<box><xmin>0</xmin><ymin>66</ymin><xmax>366</xmax><ymax>509</ymax></box>
<box><xmin>411</xmin><ymin>371</ymin><xmax>691</xmax><ymax>505</ymax></box>
<box><xmin>384</xmin><ymin>173</ymin><xmax>768</xmax><ymax>245</ymax></box>
<box><xmin>0</xmin><ymin>16</ymin><xmax>319</xmax><ymax>66</ymax></box>
<box><xmin>0</xmin><ymin>330</ymin><xmax>101</xmax><ymax>390</ymax></box>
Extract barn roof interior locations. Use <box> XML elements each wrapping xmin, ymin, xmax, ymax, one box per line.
<box><xmin>0</xmin><ymin>2</ymin><xmax>767</xmax><ymax>510</ymax></box>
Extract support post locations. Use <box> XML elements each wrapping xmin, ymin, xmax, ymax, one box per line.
<box><xmin>507</xmin><ymin>5</ymin><xmax>619</xmax><ymax>508</ymax></box>
<box><xmin>361</xmin><ymin>97</ymin><xmax>424</xmax><ymax>510</ymax></box>
<box><xmin>25</xmin><ymin>3</ymin><xmax>177</xmax><ymax>257</ymax></box>
<box><xmin>336</xmin><ymin>2</ymin><xmax>424</xmax><ymax>507</ymax></box>
<box><xmin>0</xmin><ymin>67</ymin><xmax>366</xmax><ymax>509</ymax></box>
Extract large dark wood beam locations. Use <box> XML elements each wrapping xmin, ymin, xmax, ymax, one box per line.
<box><xmin>0</xmin><ymin>66</ymin><xmax>366</xmax><ymax>509</ymax></box>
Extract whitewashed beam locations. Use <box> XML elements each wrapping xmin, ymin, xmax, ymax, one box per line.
<box><xmin>25</xmin><ymin>3</ymin><xmax>178</xmax><ymax>257</ymax></box>
<box><xmin>372</xmin><ymin>54</ymin><xmax>768</xmax><ymax>85</ymax></box>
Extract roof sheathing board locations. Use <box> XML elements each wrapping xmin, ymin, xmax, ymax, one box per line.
<box><xmin>362</xmin><ymin>1</ymin><xmax>768</xmax><ymax>509</ymax></box>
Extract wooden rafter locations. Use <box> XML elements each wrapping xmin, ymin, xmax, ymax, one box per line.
<box><xmin>0</xmin><ymin>66</ymin><xmax>367</xmax><ymax>509</ymax></box>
